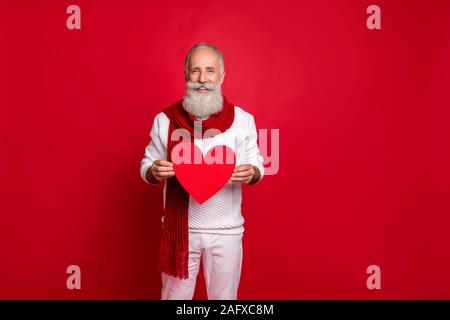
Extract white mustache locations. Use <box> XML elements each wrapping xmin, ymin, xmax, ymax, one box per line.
<box><xmin>186</xmin><ymin>81</ymin><xmax>217</xmax><ymax>90</ymax></box>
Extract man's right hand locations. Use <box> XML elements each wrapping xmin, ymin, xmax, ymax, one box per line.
<box><xmin>146</xmin><ymin>160</ymin><xmax>175</xmax><ymax>184</ymax></box>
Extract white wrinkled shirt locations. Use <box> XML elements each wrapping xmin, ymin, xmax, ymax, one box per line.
<box><xmin>140</xmin><ymin>106</ymin><xmax>265</xmax><ymax>234</ymax></box>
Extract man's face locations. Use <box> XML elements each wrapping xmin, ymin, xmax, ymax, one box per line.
<box><xmin>187</xmin><ymin>48</ymin><xmax>224</xmax><ymax>93</ymax></box>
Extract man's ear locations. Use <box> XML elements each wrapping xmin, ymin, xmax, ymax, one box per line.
<box><xmin>220</xmin><ymin>71</ymin><xmax>226</xmax><ymax>85</ymax></box>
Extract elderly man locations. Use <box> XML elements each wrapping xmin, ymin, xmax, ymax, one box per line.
<box><xmin>140</xmin><ymin>43</ymin><xmax>264</xmax><ymax>300</ymax></box>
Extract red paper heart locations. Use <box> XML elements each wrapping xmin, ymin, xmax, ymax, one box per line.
<box><xmin>172</xmin><ymin>142</ymin><xmax>236</xmax><ymax>204</ymax></box>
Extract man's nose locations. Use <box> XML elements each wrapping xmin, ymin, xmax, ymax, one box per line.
<box><xmin>199</xmin><ymin>71</ymin><xmax>207</xmax><ymax>83</ymax></box>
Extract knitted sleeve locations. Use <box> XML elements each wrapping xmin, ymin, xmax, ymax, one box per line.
<box><xmin>243</xmin><ymin>115</ymin><xmax>265</xmax><ymax>183</ymax></box>
<box><xmin>140</xmin><ymin>113</ymin><xmax>168</xmax><ymax>184</ymax></box>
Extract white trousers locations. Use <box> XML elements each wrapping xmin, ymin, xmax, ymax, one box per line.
<box><xmin>161</xmin><ymin>232</ymin><xmax>243</xmax><ymax>300</ymax></box>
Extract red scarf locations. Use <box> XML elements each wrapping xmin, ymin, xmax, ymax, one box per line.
<box><xmin>160</xmin><ymin>96</ymin><xmax>235</xmax><ymax>279</ymax></box>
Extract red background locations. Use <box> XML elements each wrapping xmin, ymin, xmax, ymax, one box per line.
<box><xmin>1</xmin><ymin>0</ymin><xmax>449</xmax><ymax>299</ymax></box>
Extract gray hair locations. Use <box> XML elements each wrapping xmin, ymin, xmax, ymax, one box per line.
<box><xmin>184</xmin><ymin>43</ymin><xmax>225</xmax><ymax>81</ymax></box>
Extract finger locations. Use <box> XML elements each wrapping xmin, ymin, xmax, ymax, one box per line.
<box><xmin>232</xmin><ymin>170</ymin><xmax>252</xmax><ymax>178</ymax></box>
<box><xmin>154</xmin><ymin>160</ymin><xmax>173</xmax><ymax>167</ymax></box>
<box><xmin>155</xmin><ymin>172</ymin><xmax>175</xmax><ymax>179</ymax></box>
<box><xmin>152</xmin><ymin>166</ymin><xmax>174</xmax><ymax>172</ymax></box>
<box><xmin>230</xmin><ymin>176</ymin><xmax>251</xmax><ymax>182</ymax></box>
<box><xmin>234</xmin><ymin>164</ymin><xmax>252</xmax><ymax>173</ymax></box>
<box><xmin>155</xmin><ymin>171</ymin><xmax>175</xmax><ymax>177</ymax></box>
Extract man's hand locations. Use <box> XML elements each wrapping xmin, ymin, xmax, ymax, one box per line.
<box><xmin>230</xmin><ymin>164</ymin><xmax>261</xmax><ymax>185</ymax></box>
<box><xmin>146</xmin><ymin>160</ymin><xmax>175</xmax><ymax>184</ymax></box>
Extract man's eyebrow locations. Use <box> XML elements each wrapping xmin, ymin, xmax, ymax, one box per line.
<box><xmin>190</xmin><ymin>66</ymin><xmax>216</xmax><ymax>72</ymax></box>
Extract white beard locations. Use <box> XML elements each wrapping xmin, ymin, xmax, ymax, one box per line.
<box><xmin>182</xmin><ymin>81</ymin><xmax>223</xmax><ymax>118</ymax></box>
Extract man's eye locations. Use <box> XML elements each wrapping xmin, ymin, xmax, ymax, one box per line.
<box><xmin>192</xmin><ymin>70</ymin><xmax>199</xmax><ymax>73</ymax></box>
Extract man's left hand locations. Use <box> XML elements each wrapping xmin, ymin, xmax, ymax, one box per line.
<box><xmin>231</xmin><ymin>164</ymin><xmax>261</xmax><ymax>185</ymax></box>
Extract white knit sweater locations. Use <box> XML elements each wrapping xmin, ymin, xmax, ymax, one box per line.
<box><xmin>140</xmin><ymin>106</ymin><xmax>265</xmax><ymax>234</ymax></box>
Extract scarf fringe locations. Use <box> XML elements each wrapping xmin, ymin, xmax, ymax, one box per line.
<box><xmin>159</xmin><ymin>245</ymin><xmax>189</xmax><ymax>279</ymax></box>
